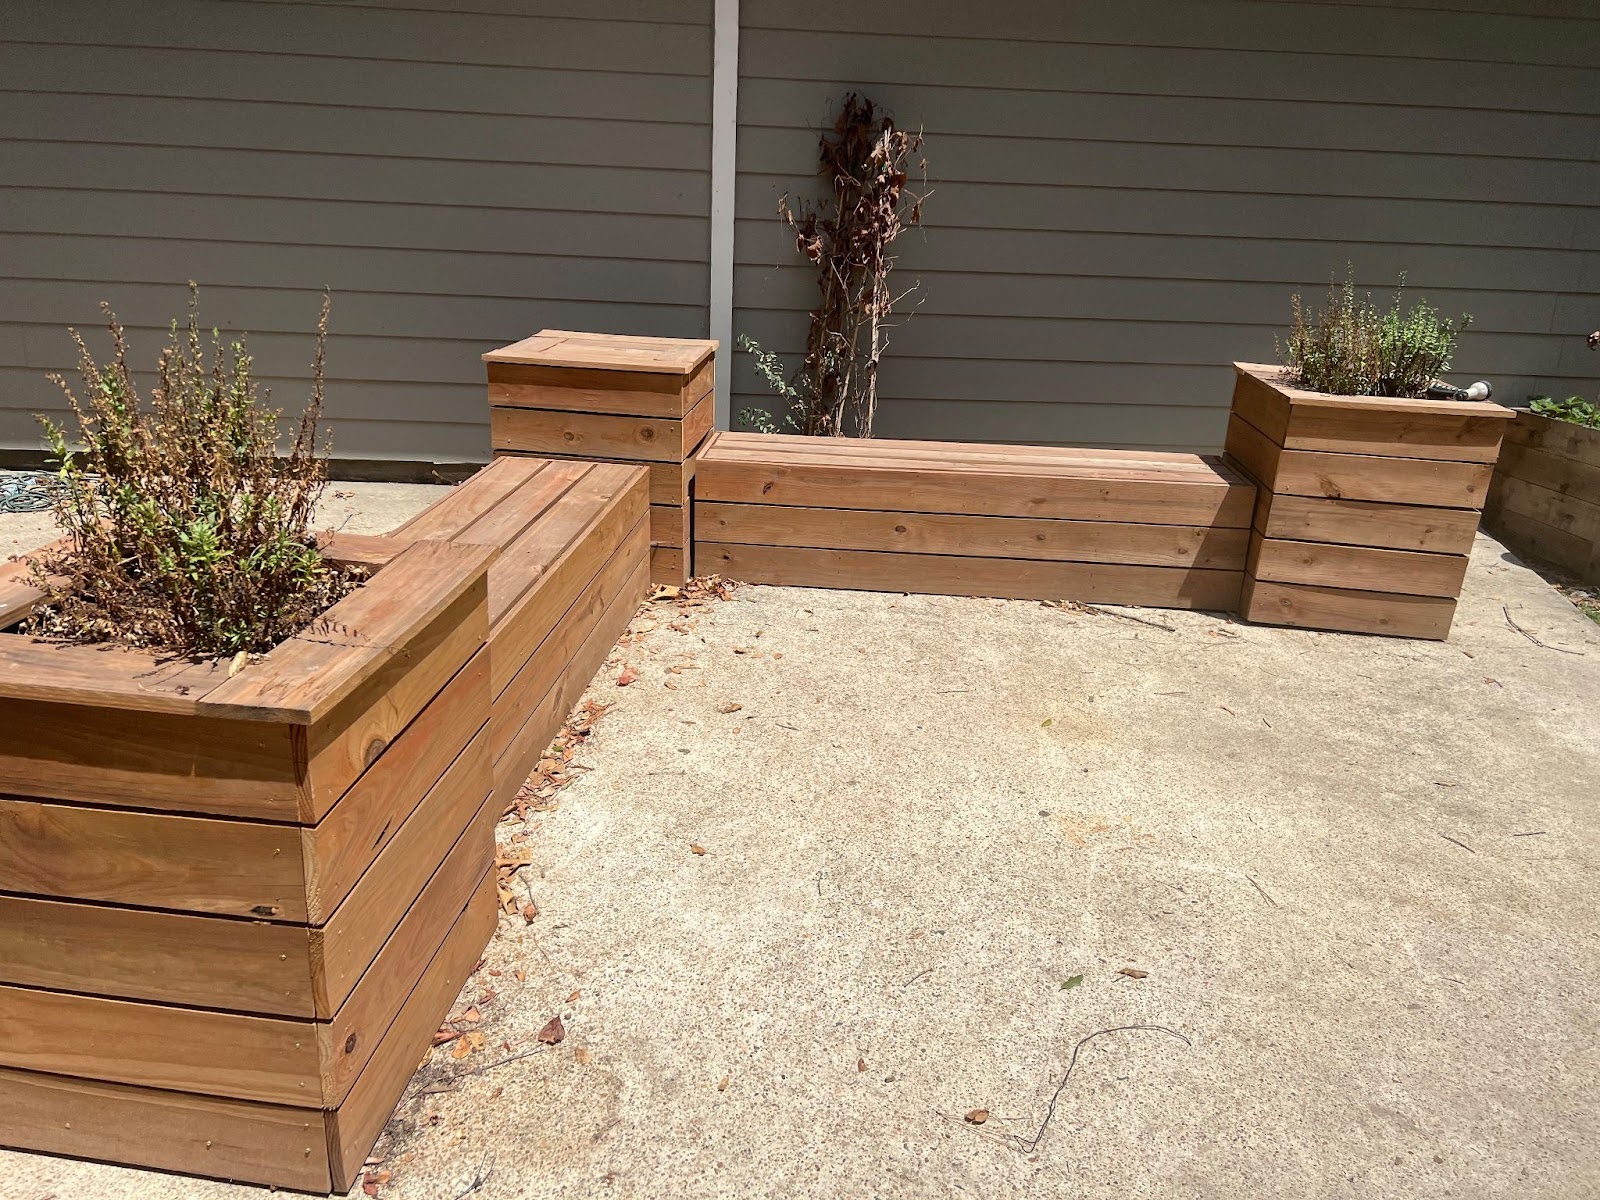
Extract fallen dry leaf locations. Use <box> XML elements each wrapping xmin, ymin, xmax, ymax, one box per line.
<box><xmin>575</xmin><ymin>1046</ymin><xmax>593</xmax><ymax>1066</ymax></box>
<box><xmin>566</xmin><ymin>989</ymin><xmax>581</xmax><ymax>1004</ymax></box>
<box><xmin>965</xmin><ymin>1109</ymin><xmax>990</xmax><ymax>1125</ymax></box>
<box><xmin>857</xmin><ymin>1057</ymin><xmax>866</xmax><ymax>1073</ymax></box>
<box><xmin>718</xmin><ymin>702</ymin><xmax>743</xmax><ymax>714</ymax></box>
<box><xmin>616</xmin><ymin>666</ymin><xmax>640</xmax><ymax>687</ymax></box>
<box><xmin>450</xmin><ymin>1037</ymin><xmax>473</xmax><ymax>1061</ymax></box>
<box><xmin>453</xmin><ymin>1006</ymin><xmax>481</xmax><ymax>1025</ymax></box>
<box><xmin>432</xmin><ymin>1027</ymin><xmax>459</xmax><ymax>1046</ymax></box>
<box><xmin>514</xmin><ymin>968</ymin><xmax>528</xmax><ymax>983</ymax></box>
<box><xmin>717</xmin><ymin>1075</ymin><xmax>730</xmax><ymax>1092</ymax></box>
<box><xmin>537</xmin><ymin>1015</ymin><xmax>566</xmax><ymax>1045</ymax></box>
<box><xmin>1118</xmin><ymin>967</ymin><xmax>1149</xmax><ymax>979</ymax></box>
<box><xmin>690</xmin><ymin>843</ymin><xmax>707</xmax><ymax>856</ymax></box>
<box><xmin>521</xmin><ymin>902</ymin><xmax>539</xmax><ymax>924</ymax></box>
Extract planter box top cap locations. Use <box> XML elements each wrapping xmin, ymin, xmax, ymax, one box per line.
<box><xmin>1234</xmin><ymin>363</ymin><xmax>1516</xmax><ymax>421</ymax></box>
<box><xmin>483</xmin><ymin>329</ymin><xmax>716</xmax><ymax>376</ymax></box>
<box><xmin>0</xmin><ymin>538</ymin><xmax>495</xmax><ymax>723</ymax></box>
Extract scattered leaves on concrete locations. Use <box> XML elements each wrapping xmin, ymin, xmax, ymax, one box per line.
<box><xmin>1118</xmin><ymin>967</ymin><xmax>1149</xmax><ymax>980</ymax></box>
<box><xmin>718</xmin><ymin>702</ymin><xmax>743</xmax><ymax>714</ymax></box>
<box><xmin>505</xmin><ymin>698</ymin><xmax>614</xmax><ymax>822</ymax></box>
<box><xmin>537</xmin><ymin>1015</ymin><xmax>566</xmax><ymax>1045</ymax></box>
<box><xmin>965</xmin><ymin>1109</ymin><xmax>990</xmax><ymax>1125</ymax></box>
<box><xmin>616</xmin><ymin>665</ymin><xmax>640</xmax><ymax>687</ymax></box>
<box><xmin>1060</xmin><ymin>975</ymin><xmax>1084</xmax><ymax>990</ymax></box>
<box><xmin>690</xmin><ymin>843</ymin><xmax>707</xmax><ymax>856</ymax></box>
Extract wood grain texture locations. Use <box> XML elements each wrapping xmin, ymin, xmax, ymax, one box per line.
<box><xmin>651</xmin><ymin>544</ymin><xmax>689</xmax><ymax>585</ymax></box>
<box><xmin>394</xmin><ymin>457</ymin><xmax>554</xmax><ymax>541</ymax></box>
<box><xmin>696</xmin><ymin>502</ymin><xmax>1249</xmax><ymax>569</ymax></box>
<box><xmin>499</xmin><ymin>451</ymin><xmax>692</xmax><ymax>507</ymax></box>
<box><xmin>324</xmin><ymin>873</ymin><xmax>496</xmax><ymax>1192</ymax></box>
<box><xmin>0</xmin><ymin>797</ymin><xmax>304</xmax><ymax>919</ymax></box>
<box><xmin>650</xmin><ymin>503</ymin><xmax>686</xmax><ymax>547</ymax></box>
<box><xmin>0</xmin><ymin>697</ymin><xmax>303</xmax><ymax>820</ymax></box>
<box><xmin>0</xmin><ymin>984</ymin><xmax>322</xmax><ymax>1106</ymax></box>
<box><xmin>697</xmin><ymin>434</ymin><xmax>1255</xmax><ymax>527</ymax></box>
<box><xmin>304</xmin><ymin>646</ymin><xmax>490</xmax><ymax>923</ymax></box>
<box><xmin>1253</xmin><ymin>492</ymin><xmax>1482</xmax><ymax>555</ymax></box>
<box><xmin>483</xmin><ymin>330</ymin><xmax>714</xmax><ymax>375</ymax></box>
<box><xmin>491</xmin><ymin>517</ymin><xmax>650</xmax><ymax>767</ymax></box>
<box><xmin>1249</xmin><ymin>533</ymin><xmax>1469</xmax><ymax>598</ymax></box>
<box><xmin>1240</xmin><ymin>574</ymin><xmax>1456</xmax><ymax>640</ymax></box>
<box><xmin>487</xmin><ymin>355</ymin><xmax>713</xmax><ymax>419</ymax></box>
<box><xmin>493</xmin><ymin>551</ymin><xmax>650</xmax><ymax>810</ymax></box>
<box><xmin>0</xmin><ymin>893</ymin><xmax>316</xmax><ymax>1017</ymax></box>
<box><xmin>1497</xmin><ymin>440</ymin><xmax>1600</xmax><ymax>509</ymax></box>
<box><xmin>0</xmin><ymin>1064</ymin><xmax>331</xmax><ymax>1193</ymax></box>
<box><xmin>313</xmin><ymin>725</ymin><xmax>490</xmax><ymax>1015</ymax></box>
<box><xmin>701</xmin><ymin>542</ymin><xmax>1244</xmax><ymax>610</ymax></box>
<box><xmin>1502</xmin><ymin>408</ymin><xmax>1600</xmax><ymax>468</ymax></box>
<box><xmin>491</xmin><ymin>391</ymin><xmax>712</xmax><ymax>463</ymax></box>
<box><xmin>1268</xmin><ymin>444</ymin><xmax>1493</xmax><ymax>509</ymax></box>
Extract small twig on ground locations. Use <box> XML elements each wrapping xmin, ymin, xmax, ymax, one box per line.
<box><xmin>1511</xmin><ymin>830</ymin><xmax>1547</xmax><ymax>837</ymax></box>
<box><xmin>1245</xmin><ymin>874</ymin><xmax>1279</xmax><ymax>909</ymax></box>
<box><xmin>903</xmin><ymin>967</ymin><xmax>933</xmax><ymax>987</ymax></box>
<box><xmin>1503</xmin><ymin>605</ymin><xmax>1584</xmax><ymax>655</ymax></box>
<box><xmin>1440</xmin><ymin>833</ymin><xmax>1476</xmax><ymax>854</ymax></box>
<box><xmin>1044</xmin><ymin>600</ymin><xmax>1177</xmax><ymax>633</ymax></box>
<box><xmin>454</xmin><ymin>1045</ymin><xmax>551</xmax><ymax>1080</ymax></box>
<box><xmin>996</xmin><ymin>1025</ymin><xmax>1192</xmax><ymax>1154</ymax></box>
<box><xmin>455</xmin><ymin>1150</ymin><xmax>495</xmax><ymax>1199</ymax></box>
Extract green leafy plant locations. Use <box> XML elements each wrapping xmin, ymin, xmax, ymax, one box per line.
<box><xmin>1281</xmin><ymin>268</ymin><xmax>1471</xmax><ymax>398</ymax></box>
<box><xmin>27</xmin><ymin>286</ymin><xmax>359</xmax><ymax>658</ymax></box>
<box><xmin>1528</xmin><ymin>394</ymin><xmax>1600</xmax><ymax>430</ymax></box>
<box><xmin>734</xmin><ymin>335</ymin><xmax>802</xmax><ymax>434</ymax></box>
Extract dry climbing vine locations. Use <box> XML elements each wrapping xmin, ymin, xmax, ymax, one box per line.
<box><xmin>751</xmin><ymin>93</ymin><xmax>926</xmax><ymax>439</ymax></box>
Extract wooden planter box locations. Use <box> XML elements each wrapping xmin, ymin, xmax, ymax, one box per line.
<box><xmin>1485</xmin><ymin>408</ymin><xmax>1600</xmax><ymax>586</ymax></box>
<box><xmin>0</xmin><ymin>538</ymin><xmax>500</xmax><ymax>1193</ymax></box>
<box><xmin>1225</xmin><ymin>363</ymin><xmax>1514</xmax><ymax>639</ymax></box>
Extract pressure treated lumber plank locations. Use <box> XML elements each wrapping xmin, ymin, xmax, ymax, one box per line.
<box><xmin>447</xmin><ymin>459</ymin><xmax>593</xmax><ymax>552</ymax></box>
<box><xmin>0</xmin><ymin>697</ymin><xmax>303</xmax><ymax>819</ymax></box>
<box><xmin>0</xmin><ymin>1065</ymin><xmax>332</xmax><ymax>1193</ymax></box>
<box><xmin>491</xmin><ymin>392</ymin><xmax>712</xmax><ymax>464</ymax></box>
<box><xmin>0</xmin><ymin>893</ymin><xmax>317</xmax><ymax>1017</ymax></box>
<box><xmin>0</xmin><ymin>984</ymin><xmax>322</xmax><ymax>1106</ymax></box>
<box><xmin>700</xmin><ymin>543</ymin><xmax>1243</xmax><ymax>610</ymax></box>
<box><xmin>1231</xmin><ymin>364</ymin><xmax>1511</xmax><ymax>462</ymax></box>
<box><xmin>323</xmin><ymin>873</ymin><xmax>496</xmax><ymax>1191</ymax></box>
<box><xmin>490</xmin><ymin>516</ymin><xmax>649</xmax><ymax>768</ymax></box>
<box><xmin>317</xmin><ymin>531</ymin><xmax>406</xmax><ymax>569</ymax></box>
<box><xmin>321</xmin><ymin>788</ymin><xmax>494</xmax><ymax>1100</ymax></box>
<box><xmin>1498</xmin><ymin>440</ymin><xmax>1600</xmax><ymax>509</ymax></box>
<box><xmin>200</xmin><ymin>539</ymin><xmax>494</xmax><ymax>725</ymax></box>
<box><xmin>650</xmin><ymin>503</ymin><xmax>685</xmax><ymax>547</ymax></box>
<box><xmin>696</xmin><ymin>446</ymin><xmax>1253</xmax><ymax>527</ymax></box>
<box><xmin>0</xmin><ymin>796</ymin><xmax>305</xmax><ymax>919</ymax></box>
<box><xmin>304</xmin><ymin>646</ymin><xmax>490</xmax><ymax>923</ymax></box>
<box><xmin>651</xmin><ymin>545</ymin><xmax>688</xmax><ymax>585</ymax></box>
<box><xmin>393</xmin><ymin>456</ymin><xmax>551</xmax><ymax>541</ymax></box>
<box><xmin>499</xmin><ymin>451</ymin><xmax>691</xmax><ymax>508</ymax></box>
<box><xmin>1484</xmin><ymin>505</ymin><xmax>1594</xmax><ymax>576</ymax></box>
<box><xmin>1253</xmin><ymin>492</ymin><xmax>1482</xmax><ymax>555</ymax></box>
<box><xmin>0</xmin><ymin>640</ymin><xmax>233</xmax><ymax>714</ymax></box>
<box><xmin>492</xmin><ymin>550</ymin><xmax>649</xmax><ymax>811</ymax></box>
<box><xmin>1487</xmin><ymin>473</ymin><xmax>1600</xmax><ymax>544</ymax></box>
<box><xmin>474</xmin><ymin>465</ymin><xmax>646</xmax><ymax>697</ymax></box>
<box><xmin>487</xmin><ymin>357</ymin><xmax>714</xmax><ymax>419</ymax></box>
<box><xmin>1248</xmin><ymin>534</ymin><xmax>1469</xmax><ymax>598</ymax></box>
<box><xmin>313</xmin><ymin>726</ymin><xmax>490</xmax><ymax>1015</ymax></box>
<box><xmin>1502</xmin><ymin>409</ymin><xmax>1600</xmax><ymax>468</ymax></box>
<box><xmin>1240</xmin><ymin>574</ymin><xmax>1456</xmax><ymax>639</ymax></box>
<box><xmin>300</xmin><ymin>581</ymin><xmax>487</xmax><ymax>823</ymax></box>
<box><xmin>483</xmin><ymin>330</ymin><xmax>714</xmax><ymax>375</ymax></box>
<box><xmin>696</xmin><ymin>502</ymin><xmax>1250</xmax><ymax>569</ymax></box>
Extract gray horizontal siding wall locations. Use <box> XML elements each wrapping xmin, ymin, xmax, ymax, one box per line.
<box><xmin>1</xmin><ymin>0</ymin><xmax>712</xmax><ymax>465</ymax></box>
<box><xmin>733</xmin><ymin>0</ymin><xmax>1600</xmax><ymax>450</ymax></box>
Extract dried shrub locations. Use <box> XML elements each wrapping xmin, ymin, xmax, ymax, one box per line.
<box><xmin>744</xmin><ymin>93</ymin><xmax>927</xmax><ymax>438</ymax></box>
<box><xmin>27</xmin><ymin>286</ymin><xmax>359</xmax><ymax>658</ymax></box>
<box><xmin>1281</xmin><ymin>268</ymin><xmax>1471</xmax><ymax>398</ymax></box>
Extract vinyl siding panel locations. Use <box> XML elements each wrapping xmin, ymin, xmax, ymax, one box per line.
<box><xmin>0</xmin><ymin>0</ymin><xmax>712</xmax><ymax>464</ymax></box>
<box><xmin>733</xmin><ymin>0</ymin><xmax>1600</xmax><ymax>449</ymax></box>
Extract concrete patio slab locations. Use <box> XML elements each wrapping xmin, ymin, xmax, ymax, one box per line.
<box><xmin>2</xmin><ymin>493</ymin><xmax>1597</xmax><ymax>1200</ymax></box>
